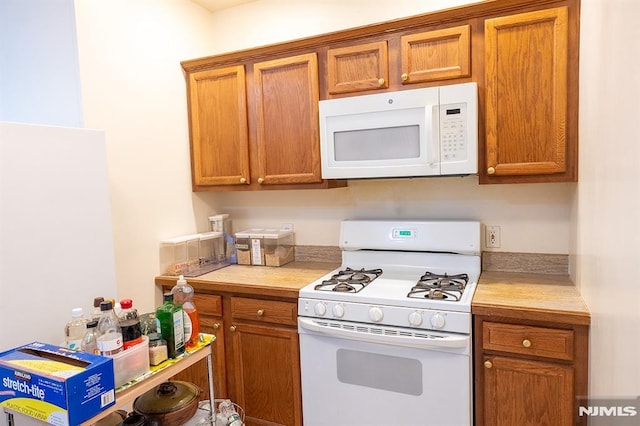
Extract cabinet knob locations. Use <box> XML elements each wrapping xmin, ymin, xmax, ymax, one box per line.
<box><xmin>522</xmin><ymin>339</ymin><xmax>532</xmax><ymax>348</ymax></box>
<box><xmin>213</xmin><ymin>323</ymin><xmax>221</xmax><ymax>330</ymax></box>
<box><xmin>230</xmin><ymin>325</ymin><xmax>237</xmax><ymax>332</ymax></box>
<box><xmin>257</xmin><ymin>177</ymin><xmax>264</xmax><ymax>184</ymax></box>
<box><xmin>239</xmin><ymin>177</ymin><xmax>247</xmax><ymax>184</ymax></box>
<box><xmin>378</xmin><ymin>78</ymin><xmax>385</xmax><ymax>86</ymax></box>
<box><xmin>484</xmin><ymin>360</ymin><xmax>493</xmax><ymax>369</ymax></box>
<box><xmin>487</xmin><ymin>167</ymin><xmax>496</xmax><ymax>175</ymax></box>
<box><xmin>257</xmin><ymin>309</ymin><xmax>264</xmax><ymax>317</ymax></box>
<box><xmin>401</xmin><ymin>73</ymin><xmax>408</xmax><ymax>82</ymax></box>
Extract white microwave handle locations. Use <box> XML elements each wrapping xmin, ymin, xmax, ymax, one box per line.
<box><xmin>298</xmin><ymin>317</ymin><xmax>469</xmax><ymax>352</ymax></box>
<box><xmin>429</xmin><ymin>104</ymin><xmax>440</xmax><ymax>167</ymax></box>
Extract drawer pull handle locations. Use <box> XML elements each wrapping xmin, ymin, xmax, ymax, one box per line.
<box><xmin>230</xmin><ymin>325</ymin><xmax>237</xmax><ymax>332</ymax></box>
<box><xmin>257</xmin><ymin>177</ymin><xmax>264</xmax><ymax>184</ymax></box>
<box><xmin>213</xmin><ymin>323</ymin><xmax>221</xmax><ymax>330</ymax></box>
<box><xmin>484</xmin><ymin>360</ymin><xmax>493</xmax><ymax>369</ymax></box>
<box><xmin>257</xmin><ymin>309</ymin><xmax>265</xmax><ymax>317</ymax></box>
<box><xmin>401</xmin><ymin>73</ymin><xmax>409</xmax><ymax>82</ymax></box>
<box><xmin>378</xmin><ymin>78</ymin><xmax>385</xmax><ymax>86</ymax></box>
<box><xmin>239</xmin><ymin>177</ymin><xmax>247</xmax><ymax>184</ymax></box>
<box><xmin>487</xmin><ymin>166</ymin><xmax>496</xmax><ymax>175</ymax></box>
<box><xmin>522</xmin><ymin>339</ymin><xmax>532</xmax><ymax>348</ymax></box>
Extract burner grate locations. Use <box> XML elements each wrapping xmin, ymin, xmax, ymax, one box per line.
<box><xmin>407</xmin><ymin>272</ymin><xmax>469</xmax><ymax>301</ymax></box>
<box><xmin>314</xmin><ymin>267</ymin><xmax>383</xmax><ymax>293</ymax></box>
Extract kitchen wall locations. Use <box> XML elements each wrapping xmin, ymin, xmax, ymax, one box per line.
<box><xmin>574</xmin><ymin>0</ymin><xmax>640</xmax><ymax>397</ymax></box>
<box><xmin>0</xmin><ymin>0</ymin><xmax>83</xmax><ymax>126</ymax></box>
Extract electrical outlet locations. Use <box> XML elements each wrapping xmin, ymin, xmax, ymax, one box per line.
<box><xmin>485</xmin><ymin>226</ymin><xmax>501</xmax><ymax>248</ymax></box>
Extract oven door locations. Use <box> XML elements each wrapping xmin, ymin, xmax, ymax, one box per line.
<box><xmin>298</xmin><ymin>317</ymin><xmax>472</xmax><ymax>426</ymax></box>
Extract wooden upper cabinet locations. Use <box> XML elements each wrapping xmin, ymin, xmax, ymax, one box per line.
<box><xmin>253</xmin><ymin>53</ymin><xmax>323</xmax><ymax>185</ymax></box>
<box><xmin>326</xmin><ymin>41</ymin><xmax>389</xmax><ymax>94</ymax></box>
<box><xmin>188</xmin><ymin>65</ymin><xmax>250</xmax><ymax>187</ymax></box>
<box><xmin>400</xmin><ymin>25</ymin><xmax>471</xmax><ymax>84</ymax></box>
<box><xmin>484</xmin><ymin>6</ymin><xmax>575</xmax><ymax>182</ymax></box>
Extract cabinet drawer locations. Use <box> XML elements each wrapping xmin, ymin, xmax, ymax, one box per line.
<box><xmin>483</xmin><ymin>322</ymin><xmax>574</xmax><ymax>361</ymax></box>
<box><xmin>194</xmin><ymin>294</ymin><xmax>223</xmax><ymax>316</ymax></box>
<box><xmin>231</xmin><ymin>297</ymin><xmax>297</xmax><ymax>326</ymax></box>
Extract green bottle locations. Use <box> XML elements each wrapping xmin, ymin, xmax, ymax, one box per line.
<box><xmin>156</xmin><ymin>293</ymin><xmax>185</xmax><ymax>358</ymax></box>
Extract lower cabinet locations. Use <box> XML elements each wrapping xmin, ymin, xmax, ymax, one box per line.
<box><xmin>170</xmin><ymin>291</ymin><xmax>302</xmax><ymax>426</ymax></box>
<box><xmin>474</xmin><ymin>316</ymin><xmax>589</xmax><ymax>426</ymax></box>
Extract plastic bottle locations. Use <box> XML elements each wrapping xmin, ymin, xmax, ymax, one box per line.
<box><xmin>156</xmin><ymin>293</ymin><xmax>185</xmax><ymax>358</ymax></box>
<box><xmin>65</xmin><ymin>308</ymin><xmax>88</xmax><ymax>350</ymax></box>
<box><xmin>171</xmin><ymin>275</ymin><xmax>201</xmax><ymax>350</ymax></box>
<box><xmin>96</xmin><ymin>300</ymin><xmax>124</xmax><ymax>356</ymax></box>
<box><xmin>81</xmin><ymin>320</ymin><xmax>99</xmax><ymax>354</ymax></box>
<box><xmin>118</xmin><ymin>299</ymin><xmax>143</xmax><ymax>349</ymax></box>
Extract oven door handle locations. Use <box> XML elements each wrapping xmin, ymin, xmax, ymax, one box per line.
<box><xmin>298</xmin><ymin>317</ymin><xmax>469</xmax><ymax>351</ymax></box>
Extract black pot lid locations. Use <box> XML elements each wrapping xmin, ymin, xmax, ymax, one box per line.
<box><xmin>134</xmin><ymin>381</ymin><xmax>199</xmax><ymax>414</ymax></box>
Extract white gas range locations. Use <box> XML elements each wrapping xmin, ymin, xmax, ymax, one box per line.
<box><xmin>298</xmin><ymin>220</ymin><xmax>480</xmax><ymax>426</ymax></box>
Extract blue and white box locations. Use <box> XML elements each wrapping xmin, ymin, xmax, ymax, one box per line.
<box><xmin>0</xmin><ymin>342</ymin><xmax>115</xmax><ymax>425</ymax></box>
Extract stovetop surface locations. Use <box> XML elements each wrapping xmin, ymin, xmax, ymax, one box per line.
<box><xmin>299</xmin><ymin>250</ymin><xmax>481</xmax><ymax>313</ymax></box>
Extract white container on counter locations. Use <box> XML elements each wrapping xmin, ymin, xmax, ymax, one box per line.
<box><xmin>159</xmin><ymin>235</ymin><xmax>200</xmax><ymax>276</ymax></box>
<box><xmin>263</xmin><ymin>229</ymin><xmax>294</xmax><ymax>267</ymax></box>
<box><xmin>235</xmin><ymin>228</ymin><xmax>294</xmax><ymax>267</ymax></box>
<box><xmin>235</xmin><ymin>229</ymin><xmax>264</xmax><ymax>266</ymax></box>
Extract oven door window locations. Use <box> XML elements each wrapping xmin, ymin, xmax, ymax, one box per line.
<box><xmin>337</xmin><ymin>348</ymin><xmax>422</xmax><ymax>396</ymax></box>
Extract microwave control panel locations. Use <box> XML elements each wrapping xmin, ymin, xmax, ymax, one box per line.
<box><xmin>439</xmin><ymin>103</ymin><xmax>468</xmax><ymax>162</ymax></box>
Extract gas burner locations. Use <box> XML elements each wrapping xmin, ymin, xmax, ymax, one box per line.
<box><xmin>314</xmin><ymin>267</ymin><xmax>383</xmax><ymax>293</ymax></box>
<box><xmin>407</xmin><ymin>272</ymin><xmax>469</xmax><ymax>301</ymax></box>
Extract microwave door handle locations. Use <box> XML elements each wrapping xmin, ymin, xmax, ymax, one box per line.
<box><xmin>429</xmin><ymin>105</ymin><xmax>440</xmax><ymax>168</ymax></box>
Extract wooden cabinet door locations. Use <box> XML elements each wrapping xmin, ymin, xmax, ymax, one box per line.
<box><xmin>483</xmin><ymin>356</ymin><xmax>574</xmax><ymax>426</ymax></box>
<box><xmin>253</xmin><ymin>53</ymin><xmax>323</xmax><ymax>186</ymax></box>
<box><xmin>228</xmin><ymin>322</ymin><xmax>302</xmax><ymax>426</ymax></box>
<box><xmin>188</xmin><ymin>65</ymin><xmax>251</xmax><ymax>187</ymax></box>
<box><xmin>326</xmin><ymin>41</ymin><xmax>389</xmax><ymax>94</ymax></box>
<box><xmin>484</xmin><ymin>7</ymin><xmax>572</xmax><ymax>181</ymax></box>
<box><xmin>400</xmin><ymin>25</ymin><xmax>470</xmax><ymax>84</ymax></box>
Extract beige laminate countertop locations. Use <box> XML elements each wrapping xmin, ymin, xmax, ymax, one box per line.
<box><xmin>473</xmin><ymin>271</ymin><xmax>590</xmax><ymax>326</ymax></box>
<box><xmin>155</xmin><ymin>261</ymin><xmax>339</xmax><ymax>299</ymax></box>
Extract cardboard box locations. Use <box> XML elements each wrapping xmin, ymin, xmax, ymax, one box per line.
<box><xmin>0</xmin><ymin>342</ymin><xmax>115</xmax><ymax>426</ymax></box>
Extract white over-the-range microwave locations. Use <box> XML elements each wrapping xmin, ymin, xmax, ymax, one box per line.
<box><xmin>319</xmin><ymin>82</ymin><xmax>478</xmax><ymax>179</ymax></box>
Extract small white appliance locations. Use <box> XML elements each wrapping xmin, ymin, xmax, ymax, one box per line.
<box><xmin>319</xmin><ymin>82</ymin><xmax>478</xmax><ymax>179</ymax></box>
<box><xmin>298</xmin><ymin>219</ymin><xmax>481</xmax><ymax>426</ymax></box>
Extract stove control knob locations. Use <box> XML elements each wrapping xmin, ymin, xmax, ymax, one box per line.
<box><xmin>369</xmin><ymin>307</ymin><xmax>384</xmax><ymax>322</ymax></box>
<box><xmin>314</xmin><ymin>302</ymin><xmax>327</xmax><ymax>316</ymax></box>
<box><xmin>408</xmin><ymin>311</ymin><xmax>423</xmax><ymax>326</ymax></box>
<box><xmin>430</xmin><ymin>313</ymin><xmax>446</xmax><ymax>329</ymax></box>
<box><xmin>332</xmin><ymin>304</ymin><xmax>345</xmax><ymax>318</ymax></box>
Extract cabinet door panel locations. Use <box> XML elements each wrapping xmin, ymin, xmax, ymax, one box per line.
<box><xmin>401</xmin><ymin>25</ymin><xmax>470</xmax><ymax>83</ymax></box>
<box><xmin>484</xmin><ymin>356</ymin><xmax>573</xmax><ymax>426</ymax></box>
<box><xmin>229</xmin><ymin>322</ymin><xmax>302</xmax><ymax>426</ymax></box>
<box><xmin>484</xmin><ymin>7</ymin><xmax>569</xmax><ymax>178</ymax></box>
<box><xmin>188</xmin><ymin>65</ymin><xmax>250</xmax><ymax>186</ymax></box>
<box><xmin>254</xmin><ymin>53</ymin><xmax>322</xmax><ymax>185</ymax></box>
<box><xmin>327</xmin><ymin>41</ymin><xmax>389</xmax><ymax>94</ymax></box>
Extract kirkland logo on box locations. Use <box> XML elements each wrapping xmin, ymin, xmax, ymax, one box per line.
<box><xmin>0</xmin><ymin>342</ymin><xmax>115</xmax><ymax>426</ymax></box>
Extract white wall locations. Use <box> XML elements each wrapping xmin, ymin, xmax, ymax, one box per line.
<box><xmin>575</xmin><ymin>0</ymin><xmax>640</xmax><ymax>397</ymax></box>
<box><xmin>0</xmin><ymin>0</ymin><xmax>83</xmax><ymax>127</ymax></box>
<box><xmin>74</xmin><ymin>0</ymin><xmax>223</xmax><ymax>313</ymax></box>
